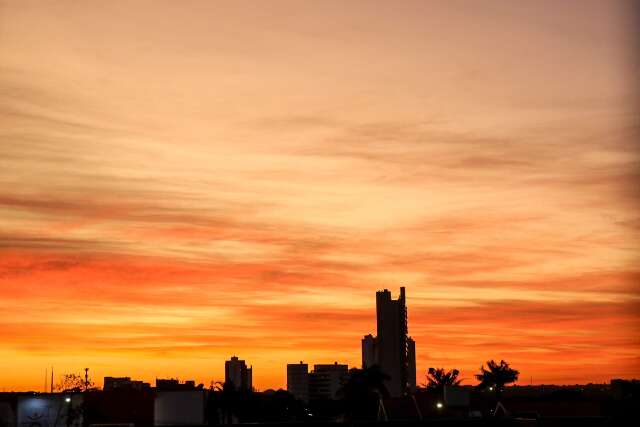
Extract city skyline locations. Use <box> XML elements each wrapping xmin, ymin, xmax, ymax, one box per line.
<box><xmin>4</xmin><ymin>284</ymin><xmax>636</xmax><ymax>393</ymax></box>
<box><xmin>1</xmin><ymin>0</ymin><xmax>639</xmax><ymax>392</ymax></box>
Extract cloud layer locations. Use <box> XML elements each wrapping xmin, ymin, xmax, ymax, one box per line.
<box><xmin>0</xmin><ymin>0</ymin><xmax>638</xmax><ymax>390</ymax></box>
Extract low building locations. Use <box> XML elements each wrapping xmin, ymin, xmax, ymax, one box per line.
<box><xmin>103</xmin><ymin>376</ymin><xmax>150</xmax><ymax>391</ymax></box>
<box><xmin>154</xmin><ymin>390</ymin><xmax>206</xmax><ymax>426</ymax></box>
<box><xmin>17</xmin><ymin>394</ymin><xmax>83</xmax><ymax>427</ymax></box>
<box><xmin>155</xmin><ymin>379</ymin><xmax>201</xmax><ymax>391</ymax></box>
<box><xmin>309</xmin><ymin>362</ymin><xmax>348</xmax><ymax>400</ymax></box>
<box><xmin>84</xmin><ymin>389</ymin><xmax>154</xmax><ymax>426</ymax></box>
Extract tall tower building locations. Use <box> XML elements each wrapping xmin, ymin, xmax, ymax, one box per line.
<box><xmin>361</xmin><ymin>287</ymin><xmax>416</xmax><ymax>397</ymax></box>
<box><xmin>225</xmin><ymin>356</ymin><xmax>252</xmax><ymax>391</ymax></box>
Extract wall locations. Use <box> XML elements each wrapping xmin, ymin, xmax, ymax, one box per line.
<box><xmin>154</xmin><ymin>391</ymin><xmax>205</xmax><ymax>426</ymax></box>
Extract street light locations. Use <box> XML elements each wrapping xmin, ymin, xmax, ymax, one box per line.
<box><xmin>65</xmin><ymin>397</ymin><xmax>71</xmax><ymax>403</ymax></box>
<box><xmin>436</xmin><ymin>402</ymin><xmax>443</xmax><ymax>409</ymax></box>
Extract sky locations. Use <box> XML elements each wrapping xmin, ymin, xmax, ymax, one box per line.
<box><xmin>0</xmin><ymin>0</ymin><xmax>639</xmax><ymax>391</ymax></box>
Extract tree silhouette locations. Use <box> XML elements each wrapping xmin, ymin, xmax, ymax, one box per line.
<box><xmin>55</xmin><ymin>374</ymin><xmax>93</xmax><ymax>392</ymax></box>
<box><xmin>426</xmin><ymin>367</ymin><xmax>462</xmax><ymax>394</ymax></box>
<box><xmin>56</xmin><ymin>374</ymin><xmax>94</xmax><ymax>393</ymax></box>
<box><xmin>339</xmin><ymin>365</ymin><xmax>389</xmax><ymax>421</ymax></box>
<box><xmin>475</xmin><ymin>359</ymin><xmax>519</xmax><ymax>401</ymax></box>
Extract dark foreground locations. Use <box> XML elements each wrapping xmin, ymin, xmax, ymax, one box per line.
<box><xmin>150</xmin><ymin>419</ymin><xmax>627</xmax><ymax>427</ymax></box>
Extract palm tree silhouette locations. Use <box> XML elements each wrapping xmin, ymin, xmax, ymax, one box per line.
<box><xmin>426</xmin><ymin>367</ymin><xmax>462</xmax><ymax>394</ymax></box>
<box><xmin>475</xmin><ymin>359</ymin><xmax>519</xmax><ymax>402</ymax></box>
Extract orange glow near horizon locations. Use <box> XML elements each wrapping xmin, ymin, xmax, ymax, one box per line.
<box><xmin>1</xmin><ymin>0</ymin><xmax>639</xmax><ymax>391</ymax></box>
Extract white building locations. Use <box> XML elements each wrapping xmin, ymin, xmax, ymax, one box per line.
<box><xmin>154</xmin><ymin>390</ymin><xmax>206</xmax><ymax>426</ymax></box>
<box><xmin>17</xmin><ymin>394</ymin><xmax>83</xmax><ymax>427</ymax></box>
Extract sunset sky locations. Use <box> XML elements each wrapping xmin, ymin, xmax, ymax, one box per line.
<box><xmin>1</xmin><ymin>0</ymin><xmax>639</xmax><ymax>391</ymax></box>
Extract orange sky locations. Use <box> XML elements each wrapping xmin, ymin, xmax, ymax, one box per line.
<box><xmin>0</xmin><ymin>0</ymin><xmax>639</xmax><ymax>391</ymax></box>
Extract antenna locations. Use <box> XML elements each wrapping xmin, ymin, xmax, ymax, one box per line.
<box><xmin>51</xmin><ymin>366</ymin><xmax>54</xmax><ymax>393</ymax></box>
<box><xmin>44</xmin><ymin>367</ymin><xmax>48</xmax><ymax>393</ymax></box>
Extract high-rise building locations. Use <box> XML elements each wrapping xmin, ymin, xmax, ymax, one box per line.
<box><xmin>309</xmin><ymin>362</ymin><xmax>348</xmax><ymax>400</ymax></box>
<box><xmin>287</xmin><ymin>361</ymin><xmax>309</xmax><ymax>402</ymax></box>
<box><xmin>362</xmin><ymin>334</ymin><xmax>377</xmax><ymax>368</ymax></box>
<box><xmin>225</xmin><ymin>356</ymin><xmax>252</xmax><ymax>391</ymax></box>
<box><xmin>361</xmin><ymin>286</ymin><xmax>416</xmax><ymax>397</ymax></box>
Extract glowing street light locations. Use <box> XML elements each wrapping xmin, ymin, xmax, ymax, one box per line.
<box><xmin>436</xmin><ymin>402</ymin><xmax>443</xmax><ymax>409</ymax></box>
<box><xmin>65</xmin><ymin>397</ymin><xmax>71</xmax><ymax>403</ymax></box>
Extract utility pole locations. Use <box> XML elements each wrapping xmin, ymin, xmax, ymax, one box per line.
<box><xmin>50</xmin><ymin>366</ymin><xmax>54</xmax><ymax>393</ymax></box>
<box><xmin>84</xmin><ymin>368</ymin><xmax>89</xmax><ymax>391</ymax></box>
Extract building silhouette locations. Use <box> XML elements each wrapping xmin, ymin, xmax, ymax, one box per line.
<box><xmin>225</xmin><ymin>356</ymin><xmax>252</xmax><ymax>391</ymax></box>
<box><xmin>362</xmin><ymin>287</ymin><xmax>416</xmax><ymax>396</ymax></box>
<box><xmin>287</xmin><ymin>361</ymin><xmax>309</xmax><ymax>403</ymax></box>
<box><xmin>309</xmin><ymin>362</ymin><xmax>348</xmax><ymax>400</ymax></box>
<box><xmin>407</xmin><ymin>336</ymin><xmax>416</xmax><ymax>393</ymax></box>
<box><xmin>287</xmin><ymin>361</ymin><xmax>348</xmax><ymax>401</ymax></box>
<box><xmin>103</xmin><ymin>376</ymin><xmax>150</xmax><ymax>391</ymax></box>
<box><xmin>155</xmin><ymin>378</ymin><xmax>200</xmax><ymax>391</ymax></box>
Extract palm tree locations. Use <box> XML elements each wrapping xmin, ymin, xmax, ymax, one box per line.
<box><xmin>426</xmin><ymin>368</ymin><xmax>462</xmax><ymax>394</ymax></box>
<box><xmin>475</xmin><ymin>359</ymin><xmax>519</xmax><ymax>401</ymax></box>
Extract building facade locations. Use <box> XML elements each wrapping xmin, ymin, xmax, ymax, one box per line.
<box><xmin>225</xmin><ymin>356</ymin><xmax>252</xmax><ymax>391</ymax></box>
<box><xmin>104</xmin><ymin>376</ymin><xmax>150</xmax><ymax>391</ymax></box>
<box><xmin>287</xmin><ymin>361</ymin><xmax>309</xmax><ymax>403</ymax></box>
<box><xmin>309</xmin><ymin>362</ymin><xmax>348</xmax><ymax>400</ymax></box>
<box><xmin>362</xmin><ymin>334</ymin><xmax>378</xmax><ymax>368</ymax></box>
<box><xmin>17</xmin><ymin>394</ymin><xmax>84</xmax><ymax>427</ymax></box>
<box><xmin>154</xmin><ymin>390</ymin><xmax>205</xmax><ymax>426</ymax></box>
<box><xmin>361</xmin><ymin>287</ymin><xmax>416</xmax><ymax>396</ymax></box>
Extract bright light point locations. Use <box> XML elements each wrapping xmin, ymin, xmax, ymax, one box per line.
<box><xmin>436</xmin><ymin>402</ymin><xmax>443</xmax><ymax>409</ymax></box>
<box><xmin>65</xmin><ymin>397</ymin><xmax>71</xmax><ymax>403</ymax></box>
<box><xmin>489</xmin><ymin>387</ymin><xmax>494</xmax><ymax>391</ymax></box>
